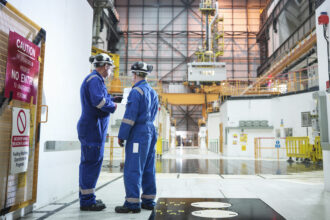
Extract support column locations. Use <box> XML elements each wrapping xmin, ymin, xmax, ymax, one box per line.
<box><xmin>202</xmin><ymin>104</ymin><xmax>207</xmax><ymax>120</ymax></box>
<box><xmin>316</xmin><ymin>0</ymin><xmax>330</xmax><ymax>192</ymax></box>
<box><xmin>324</xmin><ymin>151</ymin><xmax>330</xmax><ymax>191</ymax></box>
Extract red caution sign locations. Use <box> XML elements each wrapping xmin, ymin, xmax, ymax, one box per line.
<box><xmin>4</xmin><ymin>31</ymin><xmax>40</xmax><ymax>104</ymax></box>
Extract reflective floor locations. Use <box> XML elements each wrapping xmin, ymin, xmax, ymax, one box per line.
<box><xmin>21</xmin><ymin>147</ymin><xmax>329</xmax><ymax>220</ymax></box>
<box><xmin>103</xmin><ymin>147</ymin><xmax>323</xmax><ymax>175</ymax></box>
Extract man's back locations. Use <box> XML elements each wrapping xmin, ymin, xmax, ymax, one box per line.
<box><xmin>118</xmin><ymin>79</ymin><xmax>158</xmax><ymax>140</ymax></box>
<box><xmin>134</xmin><ymin>81</ymin><xmax>158</xmax><ymax>125</ymax></box>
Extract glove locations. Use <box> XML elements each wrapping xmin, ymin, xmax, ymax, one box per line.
<box><xmin>118</xmin><ymin>138</ymin><xmax>124</xmax><ymax>147</ymax></box>
<box><xmin>113</xmin><ymin>96</ymin><xmax>123</xmax><ymax>103</ymax></box>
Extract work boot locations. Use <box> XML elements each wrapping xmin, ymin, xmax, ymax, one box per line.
<box><xmin>96</xmin><ymin>199</ymin><xmax>104</xmax><ymax>205</ymax></box>
<box><xmin>80</xmin><ymin>202</ymin><xmax>106</xmax><ymax>211</ymax></box>
<box><xmin>141</xmin><ymin>204</ymin><xmax>154</xmax><ymax>210</ymax></box>
<box><xmin>115</xmin><ymin>205</ymin><xmax>141</xmax><ymax>213</ymax></box>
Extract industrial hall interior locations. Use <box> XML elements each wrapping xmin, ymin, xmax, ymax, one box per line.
<box><xmin>1</xmin><ymin>0</ymin><xmax>330</xmax><ymax>219</ymax></box>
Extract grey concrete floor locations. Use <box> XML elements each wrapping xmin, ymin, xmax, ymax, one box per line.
<box><xmin>21</xmin><ymin>148</ymin><xmax>330</xmax><ymax>220</ymax></box>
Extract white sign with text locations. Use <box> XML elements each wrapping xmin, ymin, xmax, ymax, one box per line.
<box><xmin>11</xmin><ymin>107</ymin><xmax>30</xmax><ymax>174</ymax></box>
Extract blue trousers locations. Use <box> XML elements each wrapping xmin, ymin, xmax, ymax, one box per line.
<box><xmin>124</xmin><ymin>126</ymin><xmax>157</xmax><ymax>209</ymax></box>
<box><xmin>79</xmin><ymin>145</ymin><xmax>104</xmax><ymax>206</ymax></box>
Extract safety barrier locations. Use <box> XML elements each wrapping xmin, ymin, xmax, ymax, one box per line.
<box><xmin>0</xmin><ymin>2</ymin><xmax>46</xmax><ymax>215</ymax></box>
<box><xmin>104</xmin><ymin>136</ymin><xmax>125</xmax><ymax>166</ymax></box>
<box><xmin>105</xmin><ymin>135</ymin><xmax>166</xmax><ymax>165</ymax></box>
<box><xmin>313</xmin><ymin>136</ymin><xmax>323</xmax><ymax>161</ymax></box>
<box><xmin>285</xmin><ymin>136</ymin><xmax>322</xmax><ymax>162</ymax></box>
<box><xmin>156</xmin><ymin>138</ymin><xmax>162</xmax><ymax>158</ymax></box>
<box><xmin>286</xmin><ymin>137</ymin><xmax>310</xmax><ymax>159</ymax></box>
<box><xmin>254</xmin><ymin>137</ymin><xmax>287</xmax><ymax>160</ymax></box>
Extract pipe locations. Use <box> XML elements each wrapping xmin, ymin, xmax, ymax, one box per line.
<box><xmin>208</xmin><ymin>2</ymin><xmax>218</xmax><ymax>55</ymax></box>
<box><xmin>206</xmin><ymin>12</ymin><xmax>209</xmax><ymax>50</ymax></box>
<box><xmin>93</xmin><ymin>7</ymin><xmax>102</xmax><ymax>46</ymax></box>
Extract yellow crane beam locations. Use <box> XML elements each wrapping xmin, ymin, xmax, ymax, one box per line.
<box><xmin>160</xmin><ymin>93</ymin><xmax>219</xmax><ymax>105</ymax></box>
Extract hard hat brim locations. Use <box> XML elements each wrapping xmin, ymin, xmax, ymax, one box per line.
<box><xmin>132</xmin><ymin>70</ymin><xmax>149</xmax><ymax>75</ymax></box>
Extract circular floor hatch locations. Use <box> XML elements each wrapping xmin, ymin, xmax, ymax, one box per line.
<box><xmin>192</xmin><ymin>210</ymin><xmax>238</xmax><ymax>218</ymax></box>
<box><xmin>191</xmin><ymin>202</ymin><xmax>231</xmax><ymax>209</ymax></box>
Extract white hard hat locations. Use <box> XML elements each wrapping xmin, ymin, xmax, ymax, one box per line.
<box><xmin>130</xmin><ymin>61</ymin><xmax>153</xmax><ymax>76</ymax></box>
<box><xmin>89</xmin><ymin>53</ymin><xmax>115</xmax><ymax>67</ymax></box>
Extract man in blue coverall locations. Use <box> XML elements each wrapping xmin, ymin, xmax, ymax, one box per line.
<box><xmin>77</xmin><ymin>53</ymin><xmax>122</xmax><ymax>211</ymax></box>
<box><xmin>115</xmin><ymin>61</ymin><xmax>159</xmax><ymax>213</ymax></box>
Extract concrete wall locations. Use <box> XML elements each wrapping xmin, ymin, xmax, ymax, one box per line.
<box><xmin>224</xmin><ymin>99</ymin><xmax>273</xmax><ymax>158</ymax></box>
<box><xmin>210</xmin><ymin>92</ymin><xmax>316</xmax><ymax>158</ymax></box>
<box><xmin>271</xmin><ymin>93</ymin><xmax>314</xmax><ymax>137</ymax></box>
<box><xmin>8</xmin><ymin>0</ymin><xmax>93</xmax><ymax>209</ymax></box>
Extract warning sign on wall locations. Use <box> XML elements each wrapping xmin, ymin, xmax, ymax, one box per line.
<box><xmin>11</xmin><ymin>107</ymin><xmax>30</xmax><ymax>174</ymax></box>
<box><xmin>5</xmin><ymin>31</ymin><xmax>40</xmax><ymax>104</ymax></box>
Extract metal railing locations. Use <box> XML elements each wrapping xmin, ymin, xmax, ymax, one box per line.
<box><xmin>254</xmin><ymin>137</ymin><xmax>287</xmax><ymax>160</ymax></box>
<box><xmin>104</xmin><ymin>136</ymin><xmax>125</xmax><ymax>165</ymax></box>
<box><xmin>201</xmin><ymin>65</ymin><xmax>318</xmax><ymax>101</ymax></box>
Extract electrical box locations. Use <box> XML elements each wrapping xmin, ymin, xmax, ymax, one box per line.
<box><xmin>308</xmin><ymin>65</ymin><xmax>318</xmax><ymax>88</ymax></box>
<box><xmin>284</xmin><ymin>128</ymin><xmax>293</xmax><ymax>137</ymax></box>
<box><xmin>187</xmin><ymin>62</ymin><xmax>226</xmax><ymax>82</ymax></box>
<box><xmin>301</xmin><ymin>112</ymin><xmax>312</xmax><ymax>127</ymax></box>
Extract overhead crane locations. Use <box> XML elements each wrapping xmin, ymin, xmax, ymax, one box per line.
<box><xmin>160</xmin><ymin>0</ymin><xmax>226</xmax><ymax>120</ymax></box>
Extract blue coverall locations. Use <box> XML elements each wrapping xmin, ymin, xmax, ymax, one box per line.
<box><xmin>77</xmin><ymin>70</ymin><xmax>117</xmax><ymax>207</ymax></box>
<box><xmin>118</xmin><ymin>80</ymin><xmax>159</xmax><ymax>210</ymax></box>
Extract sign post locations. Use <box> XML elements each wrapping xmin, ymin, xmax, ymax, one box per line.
<box><xmin>11</xmin><ymin>107</ymin><xmax>30</xmax><ymax>174</ymax></box>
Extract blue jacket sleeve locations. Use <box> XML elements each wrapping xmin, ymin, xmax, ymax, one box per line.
<box><xmin>88</xmin><ymin>78</ymin><xmax>117</xmax><ymax>113</ymax></box>
<box><xmin>118</xmin><ymin>89</ymin><xmax>141</xmax><ymax>140</ymax></box>
<box><xmin>151</xmin><ymin>93</ymin><xmax>159</xmax><ymax>120</ymax></box>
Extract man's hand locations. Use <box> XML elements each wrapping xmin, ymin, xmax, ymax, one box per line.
<box><xmin>113</xmin><ymin>96</ymin><xmax>123</xmax><ymax>103</ymax></box>
<box><xmin>118</xmin><ymin>138</ymin><xmax>125</xmax><ymax>147</ymax></box>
